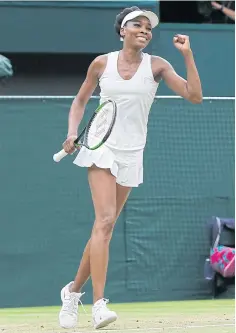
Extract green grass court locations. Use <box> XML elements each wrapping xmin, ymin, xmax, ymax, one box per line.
<box><xmin>0</xmin><ymin>300</ymin><xmax>234</xmax><ymax>333</ymax></box>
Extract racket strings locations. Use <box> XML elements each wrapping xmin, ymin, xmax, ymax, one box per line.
<box><xmin>94</xmin><ymin>109</ymin><xmax>109</xmax><ymax>137</ymax></box>
<box><xmin>87</xmin><ymin>105</ymin><xmax>114</xmax><ymax>147</ymax></box>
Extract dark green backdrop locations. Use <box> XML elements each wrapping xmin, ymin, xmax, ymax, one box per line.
<box><xmin>0</xmin><ymin>97</ymin><xmax>234</xmax><ymax>307</ymax></box>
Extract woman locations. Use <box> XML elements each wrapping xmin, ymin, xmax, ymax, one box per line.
<box><xmin>59</xmin><ymin>6</ymin><xmax>202</xmax><ymax>330</ymax></box>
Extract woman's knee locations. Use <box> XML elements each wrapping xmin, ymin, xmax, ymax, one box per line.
<box><xmin>93</xmin><ymin>211</ymin><xmax>116</xmax><ymax>240</ymax></box>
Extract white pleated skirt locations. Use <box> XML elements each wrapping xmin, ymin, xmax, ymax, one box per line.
<box><xmin>73</xmin><ymin>144</ymin><xmax>144</xmax><ymax>187</ymax></box>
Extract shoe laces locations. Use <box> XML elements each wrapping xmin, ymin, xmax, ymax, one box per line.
<box><xmin>79</xmin><ymin>293</ymin><xmax>87</xmax><ymax>315</ymax></box>
<box><xmin>93</xmin><ymin>298</ymin><xmax>109</xmax><ymax>314</ymax></box>
<box><xmin>63</xmin><ymin>292</ymin><xmax>86</xmax><ymax>315</ymax></box>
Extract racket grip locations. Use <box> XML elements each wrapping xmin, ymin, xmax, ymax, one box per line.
<box><xmin>53</xmin><ymin>149</ymin><xmax>68</xmax><ymax>162</ymax></box>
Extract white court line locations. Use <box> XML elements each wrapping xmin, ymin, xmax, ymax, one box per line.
<box><xmin>73</xmin><ymin>323</ymin><xmax>235</xmax><ymax>332</ymax></box>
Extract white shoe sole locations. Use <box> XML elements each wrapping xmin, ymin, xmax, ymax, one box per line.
<box><xmin>59</xmin><ymin>322</ymin><xmax>77</xmax><ymax>329</ymax></box>
<box><xmin>94</xmin><ymin>314</ymin><xmax>117</xmax><ymax>329</ymax></box>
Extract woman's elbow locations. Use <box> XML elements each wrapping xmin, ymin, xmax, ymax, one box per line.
<box><xmin>73</xmin><ymin>94</ymin><xmax>86</xmax><ymax>108</ymax></box>
<box><xmin>189</xmin><ymin>92</ymin><xmax>203</xmax><ymax>104</ymax></box>
<box><xmin>191</xmin><ymin>96</ymin><xmax>203</xmax><ymax>104</ymax></box>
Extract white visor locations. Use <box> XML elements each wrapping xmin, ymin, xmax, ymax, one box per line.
<box><xmin>121</xmin><ymin>10</ymin><xmax>159</xmax><ymax>29</ymax></box>
<box><xmin>120</xmin><ymin>10</ymin><xmax>159</xmax><ymax>41</ymax></box>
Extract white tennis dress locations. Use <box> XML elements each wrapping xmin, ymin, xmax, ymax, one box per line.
<box><xmin>73</xmin><ymin>51</ymin><xmax>159</xmax><ymax>187</ymax></box>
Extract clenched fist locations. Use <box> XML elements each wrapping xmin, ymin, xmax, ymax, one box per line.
<box><xmin>173</xmin><ymin>34</ymin><xmax>191</xmax><ymax>55</ymax></box>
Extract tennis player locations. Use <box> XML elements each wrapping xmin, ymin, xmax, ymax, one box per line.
<box><xmin>59</xmin><ymin>6</ymin><xmax>202</xmax><ymax>330</ymax></box>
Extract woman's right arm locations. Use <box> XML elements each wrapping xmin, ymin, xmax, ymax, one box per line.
<box><xmin>63</xmin><ymin>55</ymin><xmax>106</xmax><ymax>154</ymax></box>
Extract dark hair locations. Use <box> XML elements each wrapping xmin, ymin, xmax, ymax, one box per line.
<box><xmin>114</xmin><ymin>6</ymin><xmax>141</xmax><ymax>38</ymax></box>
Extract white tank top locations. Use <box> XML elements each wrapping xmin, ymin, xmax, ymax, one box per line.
<box><xmin>99</xmin><ymin>51</ymin><xmax>159</xmax><ymax>150</ymax></box>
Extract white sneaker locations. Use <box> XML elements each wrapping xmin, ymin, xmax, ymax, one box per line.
<box><xmin>59</xmin><ymin>281</ymin><xmax>85</xmax><ymax>329</ymax></box>
<box><xmin>92</xmin><ymin>298</ymin><xmax>117</xmax><ymax>329</ymax></box>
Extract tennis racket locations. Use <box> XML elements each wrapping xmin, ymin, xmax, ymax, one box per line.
<box><xmin>53</xmin><ymin>99</ymin><xmax>117</xmax><ymax>162</ymax></box>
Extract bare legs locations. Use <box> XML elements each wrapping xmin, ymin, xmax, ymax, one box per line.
<box><xmin>71</xmin><ymin>165</ymin><xmax>131</xmax><ymax>303</ymax></box>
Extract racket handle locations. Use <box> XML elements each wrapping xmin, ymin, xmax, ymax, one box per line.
<box><xmin>53</xmin><ymin>149</ymin><xmax>68</xmax><ymax>162</ymax></box>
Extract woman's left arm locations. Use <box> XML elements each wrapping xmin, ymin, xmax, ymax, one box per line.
<box><xmin>156</xmin><ymin>35</ymin><xmax>203</xmax><ymax>104</ymax></box>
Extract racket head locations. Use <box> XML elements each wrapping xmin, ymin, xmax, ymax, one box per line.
<box><xmin>81</xmin><ymin>99</ymin><xmax>117</xmax><ymax>150</ymax></box>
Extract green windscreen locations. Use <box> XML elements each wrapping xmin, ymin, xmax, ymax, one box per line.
<box><xmin>0</xmin><ymin>96</ymin><xmax>234</xmax><ymax>307</ymax></box>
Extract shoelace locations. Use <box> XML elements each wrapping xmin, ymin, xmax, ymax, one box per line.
<box><xmin>93</xmin><ymin>298</ymin><xmax>109</xmax><ymax>315</ymax></box>
<box><xmin>63</xmin><ymin>292</ymin><xmax>86</xmax><ymax>314</ymax></box>
<box><xmin>79</xmin><ymin>293</ymin><xmax>87</xmax><ymax>315</ymax></box>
